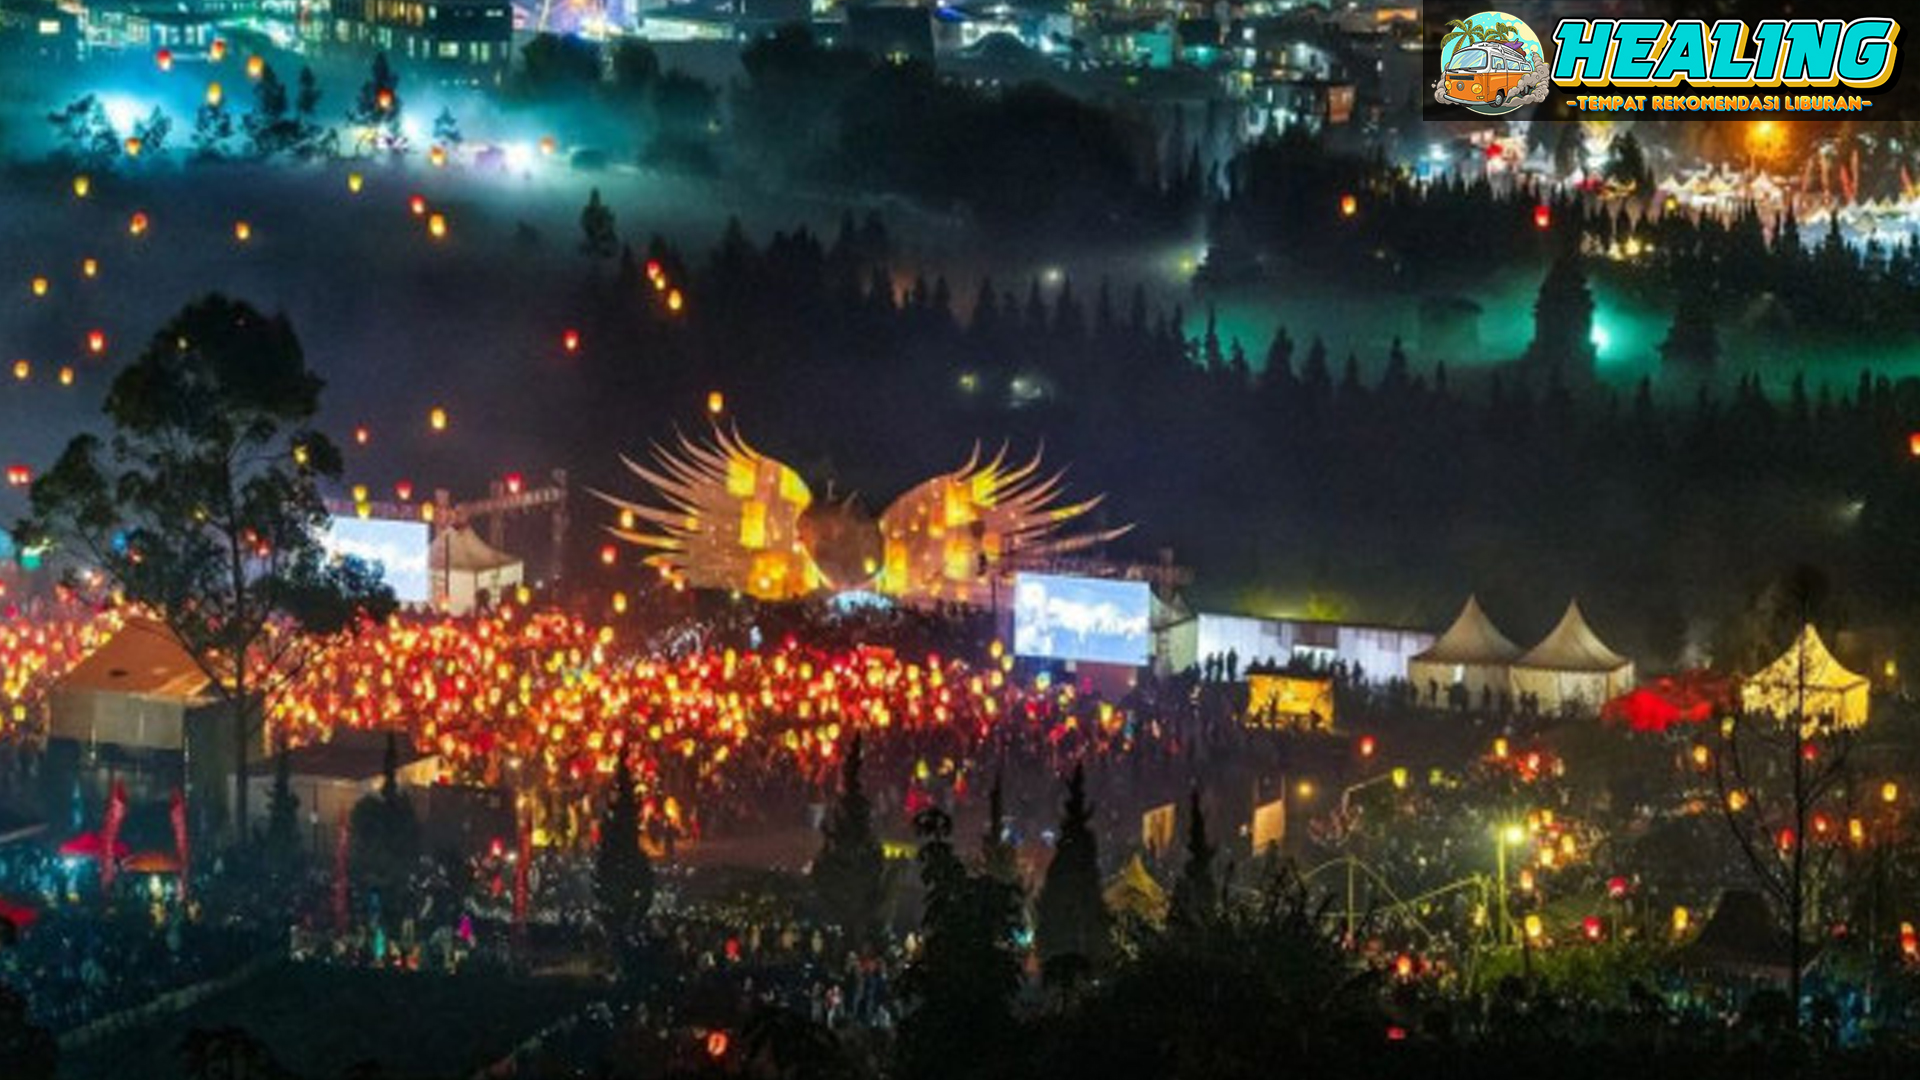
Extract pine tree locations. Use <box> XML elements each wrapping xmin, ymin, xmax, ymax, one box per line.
<box><xmin>812</xmin><ymin>734</ymin><xmax>888</xmax><ymax>943</ymax></box>
<box><xmin>1035</xmin><ymin>764</ymin><xmax>1109</xmax><ymax>985</ymax></box>
<box><xmin>349</xmin><ymin>731</ymin><xmax>420</xmax><ymax>909</ymax></box>
<box><xmin>1659</xmin><ymin>285</ymin><xmax>1719</xmax><ymax>371</ymax></box>
<box><xmin>981</xmin><ymin>772</ymin><xmax>1017</xmax><ymax>883</ymax></box>
<box><xmin>1168</xmin><ymin>788</ymin><xmax>1216</xmax><ymax>929</ymax></box>
<box><xmin>1525</xmin><ymin>252</ymin><xmax>1596</xmax><ymax>384</ymax></box>
<box><xmin>594</xmin><ymin>754</ymin><xmax>655</xmax><ymax>958</ymax></box>
<box><xmin>432</xmin><ymin>106</ymin><xmax>463</xmax><ymax>147</ymax></box>
<box><xmin>264</xmin><ymin>740</ymin><xmax>301</xmax><ymax>876</ymax></box>
<box><xmin>900</xmin><ymin>807</ymin><xmax>1021</xmax><ymax>1080</ymax></box>
<box><xmin>579</xmin><ymin>188</ymin><xmax>617</xmax><ymax>261</ymax></box>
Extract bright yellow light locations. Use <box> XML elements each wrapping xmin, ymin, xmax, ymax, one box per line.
<box><xmin>1671</xmin><ymin>906</ymin><xmax>1690</xmax><ymax>934</ymax></box>
<box><xmin>1390</xmin><ymin>766</ymin><xmax>1408</xmax><ymax>790</ymax></box>
<box><xmin>1501</xmin><ymin>823</ymin><xmax>1526</xmax><ymax>846</ymax></box>
<box><xmin>429</xmin><ymin>406</ymin><xmax>448</xmax><ymax>431</ymax></box>
<box><xmin>1884</xmin><ymin>781</ymin><xmax>1900</xmax><ymax>804</ymax></box>
<box><xmin>428</xmin><ymin>213</ymin><xmax>448</xmax><ymax>240</ymax></box>
<box><xmin>707</xmin><ymin>390</ymin><xmax>724</xmax><ymax>416</ymax></box>
<box><xmin>1296</xmin><ymin>780</ymin><xmax>1315</xmax><ymax>799</ymax></box>
<box><xmin>233</xmin><ymin>220</ymin><xmax>251</xmax><ymax>242</ymax></box>
<box><xmin>206</xmin><ymin>82</ymin><xmax>223</xmax><ymax>107</ymax></box>
<box><xmin>72</xmin><ymin>175</ymin><xmax>90</xmax><ymax>198</ymax></box>
<box><xmin>1523</xmin><ymin>914</ymin><xmax>1543</xmax><ymax>941</ymax></box>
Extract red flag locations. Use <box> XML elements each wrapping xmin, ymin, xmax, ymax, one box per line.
<box><xmin>169</xmin><ymin>789</ymin><xmax>191</xmax><ymax>904</ymax></box>
<box><xmin>100</xmin><ymin>780</ymin><xmax>127</xmax><ymax>894</ymax></box>
<box><xmin>333</xmin><ymin>807</ymin><xmax>351</xmax><ymax>934</ymax></box>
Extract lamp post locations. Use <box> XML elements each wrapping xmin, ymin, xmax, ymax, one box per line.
<box><xmin>1496</xmin><ymin>822</ymin><xmax>1526</xmax><ymax>945</ymax></box>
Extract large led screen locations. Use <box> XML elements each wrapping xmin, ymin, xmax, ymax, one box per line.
<box><xmin>1012</xmin><ymin>574</ymin><xmax>1151</xmax><ymax>666</ymax></box>
<box><xmin>322</xmin><ymin>517</ymin><xmax>431</xmax><ymax>604</ymax></box>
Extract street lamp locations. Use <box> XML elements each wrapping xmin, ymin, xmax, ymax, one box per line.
<box><xmin>1496</xmin><ymin>822</ymin><xmax>1526</xmax><ymax>945</ymax></box>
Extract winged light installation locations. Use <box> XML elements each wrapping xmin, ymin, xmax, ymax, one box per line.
<box><xmin>596</xmin><ymin>428</ymin><xmax>1129</xmax><ymax>604</ymax></box>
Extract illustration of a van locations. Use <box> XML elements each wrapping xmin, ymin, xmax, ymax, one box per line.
<box><xmin>1440</xmin><ymin>41</ymin><xmax>1533</xmax><ymax>108</ymax></box>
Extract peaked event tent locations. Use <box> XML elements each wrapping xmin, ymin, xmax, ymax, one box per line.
<box><xmin>1740</xmin><ymin>624</ymin><xmax>1869</xmax><ymax>729</ymax></box>
<box><xmin>1407</xmin><ymin>596</ymin><xmax>1523</xmax><ymax>704</ymax></box>
<box><xmin>1509</xmin><ymin>601</ymin><xmax>1635</xmax><ymax>715</ymax></box>
<box><xmin>429</xmin><ymin>527</ymin><xmax>524</xmax><ymax>616</ymax></box>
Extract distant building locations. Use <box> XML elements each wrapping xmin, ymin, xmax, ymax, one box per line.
<box><xmin>0</xmin><ymin>0</ymin><xmax>81</xmax><ymax>63</ymax></box>
<box><xmin>245</xmin><ymin>731</ymin><xmax>512</xmax><ymax>856</ymax></box>
<box><xmin>332</xmin><ymin>0</ymin><xmax>512</xmax><ymax>84</ymax></box>
<box><xmin>1163</xmin><ymin>611</ymin><xmax>1435</xmax><ymax>683</ymax></box>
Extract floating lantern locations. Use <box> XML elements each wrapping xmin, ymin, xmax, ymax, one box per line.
<box><xmin>206</xmin><ymin>82</ymin><xmax>223</xmax><ymax>108</ymax></box>
<box><xmin>1885</xmin><ymin>781</ymin><xmax>1901</xmax><ymax>804</ymax></box>
<box><xmin>234</xmin><ymin>220</ymin><xmax>252</xmax><ymax>242</ymax></box>
<box><xmin>353</xmin><ymin>426</ymin><xmax>369</xmax><ymax>446</ymax></box>
<box><xmin>124</xmin><ymin>137</ymin><xmax>142</xmax><ymax>158</ymax></box>
<box><xmin>128</xmin><ymin>211</ymin><xmax>149</xmax><ymax>236</ymax></box>
<box><xmin>247</xmin><ymin>55</ymin><xmax>264</xmax><ymax>79</ymax></box>
<box><xmin>562</xmin><ymin>329</ymin><xmax>580</xmax><ymax>353</ymax></box>
<box><xmin>395</xmin><ymin>480</ymin><xmax>414</xmax><ymax>501</ymax></box>
<box><xmin>1909</xmin><ymin>432</ymin><xmax>1920</xmax><ymax>458</ymax></box>
<box><xmin>348</xmin><ymin>172</ymin><xmax>364</xmax><ymax>194</ymax></box>
<box><xmin>1533</xmin><ymin>203</ymin><xmax>1552</xmax><ymax>230</ymax></box>
<box><xmin>1672</xmin><ymin>906</ymin><xmax>1690</xmax><ymax>935</ymax></box>
<box><xmin>504</xmin><ymin>472</ymin><xmax>524</xmax><ymax>495</ymax></box>
<box><xmin>1339</xmin><ymin>193</ymin><xmax>1357</xmax><ymax>217</ymax></box>
<box><xmin>667</xmin><ymin>288</ymin><xmax>684</xmax><ymax>313</ymax></box>
<box><xmin>377</xmin><ymin>89</ymin><xmax>394</xmax><ymax>112</ymax></box>
<box><xmin>351</xmin><ymin>484</ymin><xmax>369</xmax><ymax>504</ymax></box>
<box><xmin>72</xmin><ymin>175</ymin><xmax>90</xmax><ymax>198</ymax></box>
<box><xmin>1606</xmin><ymin>876</ymin><xmax>1628</xmax><ymax>900</ymax></box>
<box><xmin>645</xmin><ymin>259</ymin><xmax>662</xmax><ymax>281</ymax></box>
<box><xmin>538</xmin><ymin>136</ymin><xmax>557</xmax><ymax>156</ymax></box>
<box><xmin>30</xmin><ymin>277</ymin><xmax>48</xmax><ymax>297</ymax></box>
<box><xmin>293</xmin><ymin>444</ymin><xmax>310</xmax><ymax>467</ymax></box>
<box><xmin>11</xmin><ymin>360</ymin><xmax>28</xmax><ymax>381</ymax></box>
<box><xmin>156</xmin><ymin>48</ymin><xmax>173</xmax><ymax>72</ymax></box>
<box><xmin>707</xmin><ymin>390</ymin><xmax>724</xmax><ymax>416</ymax></box>
<box><xmin>705</xmin><ymin>1032</ymin><xmax>728</xmax><ymax>1060</ymax></box>
<box><xmin>429</xmin><ymin>406</ymin><xmax>448</xmax><ymax>431</ymax></box>
<box><xmin>87</xmin><ymin>330</ymin><xmax>105</xmax><ymax>354</ymax></box>
<box><xmin>4</xmin><ymin>465</ymin><xmax>30</xmax><ymax>487</ymax></box>
<box><xmin>210</xmin><ymin>38</ymin><xmax>227</xmax><ymax>62</ymax></box>
<box><xmin>600</xmin><ymin>544</ymin><xmax>617</xmax><ymax>566</ymax></box>
<box><xmin>1523</xmin><ymin>914</ymin><xmax>1543</xmax><ymax>941</ymax></box>
<box><xmin>1582</xmin><ymin>916</ymin><xmax>1603</xmax><ymax>941</ymax></box>
<box><xmin>1357</xmin><ymin>734</ymin><xmax>1376</xmax><ymax>758</ymax></box>
<box><xmin>58</xmin><ymin>366</ymin><xmax>73</xmax><ymax>387</ymax></box>
<box><xmin>409</xmin><ymin>194</ymin><xmax>427</xmax><ymax>217</ymax></box>
<box><xmin>428</xmin><ymin>213</ymin><xmax>447</xmax><ymax>240</ymax></box>
<box><xmin>612</xmin><ymin>592</ymin><xmax>628</xmax><ymax>615</ymax></box>
<box><xmin>420</xmin><ymin>502</ymin><xmax>435</xmax><ymax>523</ymax></box>
<box><xmin>81</xmin><ymin>258</ymin><xmax>97</xmax><ymax>278</ymax></box>
<box><xmin>429</xmin><ymin>145</ymin><xmax>447</xmax><ymax>168</ymax></box>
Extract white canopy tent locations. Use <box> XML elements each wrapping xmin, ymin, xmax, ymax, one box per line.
<box><xmin>1509</xmin><ymin>600</ymin><xmax>1634</xmax><ymax>715</ymax></box>
<box><xmin>1407</xmin><ymin>595</ymin><xmax>1523</xmax><ymax>706</ymax></box>
<box><xmin>430</xmin><ymin>527</ymin><xmax>524</xmax><ymax>616</ymax></box>
<box><xmin>1741</xmin><ymin>624</ymin><xmax>1869</xmax><ymax>730</ymax></box>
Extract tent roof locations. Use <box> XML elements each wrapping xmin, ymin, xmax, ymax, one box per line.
<box><xmin>1679</xmin><ymin>889</ymin><xmax>1810</xmax><ymax>975</ymax></box>
<box><xmin>1747</xmin><ymin>624</ymin><xmax>1867</xmax><ymax>694</ymax></box>
<box><xmin>1513</xmin><ymin>600</ymin><xmax>1629</xmax><ymax>673</ymax></box>
<box><xmin>431</xmin><ymin>527</ymin><xmax>520</xmax><ymax>574</ymax></box>
<box><xmin>1411</xmin><ymin>595</ymin><xmax>1522</xmax><ymax>665</ymax></box>
<box><xmin>57</xmin><ymin>617</ymin><xmax>211</xmax><ymax>701</ymax></box>
<box><xmin>1103</xmin><ymin>853</ymin><xmax>1168</xmax><ymax>922</ymax></box>
<box><xmin>247</xmin><ymin>730</ymin><xmax>432</xmax><ymax>781</ymax></box>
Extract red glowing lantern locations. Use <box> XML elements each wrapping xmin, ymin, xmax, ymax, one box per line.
<box><xmin>1778</xmin><ymin>828</ymin><xmax>1797</xmax><ymax>852</ymax></box>
<box><xmin>562</xmin><ymin>329</ymin><xmax>580</xmax><ymax>353</ymax></box>
<box><xmin>395</xmin><ymin>480</ymin><xmax>414</xmax><ymax>501</ymax></box>
<box><xmin>1393</xmin><ymin>953</ymin><xmax>1413</xmax><ymax>978</ymax></box>
<box><xmin>209</xmin><ymin>38</ymin><xmax>227</xmax><ymax>62</ymax></box>
<box><xmin>1909</xmin><ymin>432</ymin><xmax>1920</xmax><ymax>458</ymax></box>
<box><xmin>600</xmin><ymin>544</ymin><xmax>617</xmax><ymax>567</ymax></box>
<box><xmin>354</xmin><ymin>426</ymin><xmax>370</xmax><ymax>446</ymax></box>
<box><xmin>1582</xmin><ymin>916</ymin><xmax>1603</xmax><ymax>941</ymax></box>
<box><xmin>6</xmin><ymin>464</ymin><xmax>32</xmax><ymax>487</ymax></box>
<box><xmin>156</xmin><ymin>48</ymin><xmax>174</xmax><ymax>72</ymax></box>
<box><xmin>1339</xmin><ymin>193</ymin><xmax>1358</xmax><ymax>218</ymax></box>
<box><xmin>128</xmin><ymin>212</ymin><xmax>149</xmax><ymax>236</ymax></box>
<box><xmin>1606</xmin><ymin>876</ymin><xmax>1628</xmax><ymax>900</ymax></box>
<box><xmin>1358</xmin><ymin>734</ymin><xmax>1376</xmax><ymax>758</ymax></box>
<box><xmin>645</xmin><ymin>259</ymin><xmax>662</xmax><ymax>281</ymax></box>
<box><xmin>504</xmin><ymin>472</ymin><xmax>524</xmax><ymax>495</ymax></box>
<box><xmin>409</xmin><ymin>194</ymin><xmax>427</xmax><ymax>217</ymax></box>
<box><xmin>1533</xmin><ymin>203</ymin><xmax>1552</xmax><ymax>230</ymax></box>
<box><xmin>87</xmin><ymin>330</ymin><xmax>106</xmax><ymax>354</ymax></box>
<box><xmin>705</xmin><ymin>1031</ymin><xmax>729</xmax><ymax>1059</ymax></box>
<box><xmin>377</xmin><ymin>88</ymin><xmax>394</xmax><ymax>112</ymax></box>
<box><xmin>247</xmin><ymin>55</ymin><xmax>264</xmax><ymax>80</ymax></box>
<box><xmin>1385</xmin><ymin>1026</ymin><xmax>1407</xmax><ymax>1042</ymax></box>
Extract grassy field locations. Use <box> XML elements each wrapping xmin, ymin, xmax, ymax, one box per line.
<box><xmin>59</xmin><ymin>964</ymin><xmax>602</xmax><ymax>1080</ymax></box>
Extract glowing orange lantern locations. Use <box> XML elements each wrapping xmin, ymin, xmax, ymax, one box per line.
<box><xmin>81</xmin><ymin>258</ymin><xmax>97</xmax><ymax>278</ymax></box>
<box><xmin>667</xmin><ymin>288</ymin><xmax>684</xmax><ymax>313</ymax></box>
<box><xmin>86</xmin><ymin>330</ymin><xmax>105</xmax><ymax>354</ymax></box>
<box><xmin>72</xmin><ymin>175</ymin><xmax>90</xmax><ymax>198</ymax></box>
<box><xmin>539</xmin><ymin>136</ymin><xmax>557</xmax><ymax>156</ymax></box>
<box><xmin>428</xmin><ymin>213</ymin><xmax>447</xmax><ymax>240</ymax></box>
<box><xmin>58</xmin><ymin>366</ymin><xmax>73</xmax><ymax>387</ymax></box>
<box><xmin>395</xmin><ymin>480</ymin><xmax>414</xmax><ymax>501</ymax></box>
<box><xmin>1884</xmin><ymin>781</ymin><xmax>1900</xmax><ymax>804</ymax></box>
<box><xmin>562</xmin><ymin>330</ymin><xmax>580</xmax><ymax>353</ymax></box>
<box><xmin>1908</xmin><ymin>432</ymin><xmax>1920</xmax><ymax>457</ymax></box>
<box><xmin>1778</xmin><ymin>828</ymin><xmax>1796</xmax><ymax>852</ymax></box>
<box><xmin>206</xmin><ymin>82</ymin><xmax>223</xmax><ymax>107</ymax></box>
<box><xmin>504</xmin><ymin>472</ymin><xmax>524</xmax><ymax>495</ymax></box>
<box><xmin>234</xmin><ymin>220</ymin><xmax>252</xmax><ymax>242</ymax></box>
<box><xmin>11</xmin><ymin>360</ymin><xmax>28</xmax><ymax>381</ymax></box>
<box><xmin>429</xmin><ymin>406</ymin><xmax>448</xmax><ymax>431</ymax></box>
<box><xmin>210</xmin><ymin>38</ymin><xmax>227</xmax><ymax>62</ymax></box>
<box><xmin>1339</xmin><ymin>193</ymin><xmax>1357</xmax><ymax>217</ymax></box>
<box><xmin>706</xmin><ymin>390</ymin><xmax>724</xmax><ymax>416</ymax></box>
<box><xmin>1533</xmin><ymin>203</ymin><xmax>1552</xmax><ymax>230</ymax></box>
<box><xmin>705</xmin><ymin>1031</ymin><xmax>728</xmax><ymax>1059</ymax></box>
<box><xmin>409</xmin><ymin>194</ymin><xmax>427</xmax><ymax>217</ymax></box>
<box><xmin>30</xmin><ymin>277</ymin><xmax>48</xmax><ymax>297</ymax></box>
<box><xmin>5</xmin><ymin>465</ymin><xmax>30</xmax><ymax>487</ymax></box>
<box><xmin>429</xmin><ymin>145</ymin><xmax>447</xmax><ymax>168</ymax></box>
<box><xmin>1358</xmin><ymin>734</ymin><xmax>1376</xmax><ymax>758</ymax></box>
<box><xmin>247</xmin><ymin>55</ymin><xmax>264</xmax><ymax>80</ymax></box>
<box><xmin>124</xmin><ymin>137</ymin><xmax>142</xmax><ymax>157</ymax></box>
<box><xmin>600</xmin><ymin>544</ymin><xmax>617</xmax><ymax>567</ymax></box>
<box><xmin>377</xmin><ymin>89</ymin><xmax>394</xmax><ymax>112</ymax></box>
<box><xmin>353</xmin><ymin>426</ymin><xmax>370</xmax><ymax>446</ymax></box>
<box><xmin>156</xmin><ymin>48</ymin><xmax>173</xmax><ymax>72</ymax></box>
<box><xmin>128</xmin><ymin>211</ymin><xmax>148</xmax><ymax>236</ymax></box>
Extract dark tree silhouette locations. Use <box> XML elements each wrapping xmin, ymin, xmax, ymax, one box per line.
<box><xmin>595</xmin><ymin>752</ymin><xmax>655</xmax><ymax>963</ymax></box>
<box><xmin>1036</xmin><ymin>763</ymin><xmax>1109</xmax><ymax>985</ymax></box>
<box><xmin>812</xmin><ymin>735</ymin><xmax>888</xmax><ymax>943</ymax></box>
<box><xmin>899</xmin><ymin>806</ymin><xmax>1022</xmax><ymax>1080</ymax></box>
<box><xmin>349</xmin><ymin>731</ymin><xmax>421</xmax><ymax>909</ymax></box>
<box><xmin>1169</xmin><ymin>787</ymin><xmax>1217</xmax><ymax>929</ymax></box>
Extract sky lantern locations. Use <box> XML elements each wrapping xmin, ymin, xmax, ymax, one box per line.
<box><xmin>1523</xmin><ymin>914</ymin><xmax>1543</xmax><ymax>941</ymax></box>
<box><xmin>354</xmin><ymin>425</ymin><xmax>370</xmax><ymax>446</ymax></box>
<box><xmin>706</xmin><ymin>390</ymin><xmax>724</xmax><ymax>416</ymax></box>
<box><xmin>420</xmin><ymin>503</ymin><xmax>435</xmax><ymax>523</ymax></box>
<box><xmin>409</xmin><ymin>194</ymin><xmax>427</xmax><ymax>217</ymax></box>
<box><xmin>210</xmin><ymin>38</ymin><xmax>227</xmax><ymax>62</ymax></box>
<box><xmin>612</xmin><ymin>592</ymin><xmax>628</xmax><ymax>615</ymax></box>
<box><xmin>351</xmin><ymin>484</ymin><xmax>369</xmax><ymax>504</ymax></box>
<box><xmin>705</xmin><ymin>1031</ymin><xmax>728</xmax><ymax>1059</ymax></box>
<box><xmin>429</xmin><ymin>145</ymin><xmax>447</xmax><ymax>168</ymax></box>
<box><xmin>30</xmin><ymin>277</ymin><xmax>48</xmax><ymax>298</ymax></box>
<box><xmin>206</xmin><ymin>82</ymin><xmax>223</xmax><ymax>107</ymax></box>
<box><xmin>1582</xmin><ymin>916</ymin><xmax>1603</xmax><ymax>941</ymax></box>
<box><xmin>124</xmin><ymin>137</ymin><xmax>143</xmax><ymax>158</ymax></box>
<box><xmin>128</xmin><ymin>211</ymin><xmax>148</xmax><ymax>236</ymax></box>
<box><xmin>11</xmin><ymin>360</ymin><xmax>28</xmax><ymax>381</ymax></box>
<box><xmin>377</xmin><ymin>88</ymin><xmax>394</xmax><ymax>112</ymax></box>
<box><xmin>667</xmin><ymin>288</ymin><xmax>684</xmax><ymax>313</ymax></box>
<box><xmin>600</xmin><ymin>544</ymin><xmax>617</xmax><ymax>567</ymax></box>
<box><xmin>86</xmin><ymin>330</ymin><xmax>105</xmax><ymax>355</ymax></box>
<box><xmin>429</xmin><ymin>406</ymin><xmax>448</xmax><ymax>432</ymax></box>
<box><xmin>348</xmin><ymin>172</ymin><xmax>364</xmax><ymax>194</ymax></box>
<box><xmin>562</xmin><ymin>329</ymin><xmax>580</xmax><ymax>353</ymax></box>
<box><xmin>1606</xmin><ymin>876</ymin><xmax>1628</xmax><ymax>900</ymax></box>
<box><xmin>58</xmin><ymin>366</ymin><xmax>73</xmax><ymax>387</ymax></box>
<box><xmin>5</xmin><ymin>465</ymin><xmax>30</xmax><ymax>487</ymax></box>
<box><xmin>1671</xmin><ymin>906</ymin><xmax>1690</xmax><ymax>935</ymax></box>
<box><xmin>539</xmin><ymin>136</ymin><xmax>557</xmax><ymax>156</ymax></box>
<box><xmin>1907</xmin><ymin>432</ymin><xmax>1920</xmax><ymax>458</ymax></box>
<box><xmin>428</xmin><ymin>213</ymin><xmax>448</xmax><ymax>240</ymax></box>
<box><xmin>247</xmin><ymin>55</ymin><xmax>264</xmax><ymax>79</ymax></box>
<box><xmin>504</xmin><ymin>472</ymin><xmax>524</xmax><ymax>495</ymax></box>
<box><xmin>645</xmin><ymin>259</ymin><xmax>662</xmax><ymax>281</ymax></box>
<box><xmin>81</xmin><ymin>258</ymin><xmax>97</xmax><ymax>278</ymax></box>
<box><xmin>1533</xmin><ymin>203</ymin><xmax>1552</xmax><ymax>230</ymax></box>
<box><xmin>1357</xmin><ymin>734</ymin><xmax>1376</xmax><ymax>758</ymax></box>
<box><xmin>1339</xmin><ymin>193</ymin><xmax>1357</xmax><ymax>217</ymax></box>
<box><xmin>395</xmin><ymin>480</ymin><xmax>413</xmax><ymax>501</ymax></box>
<box><xmin>72</xmin><ymin>175</ymin><xmax>90</xmax><ymax>198</ymax></box>
<box><xmin>234</xmin><ymin>220</ymin><xmax>252</xmax><ymax>242</ymax></box>
<box><xmin>1884</xmin><ymin>781</ymin><xmax>1901</xmax><ymax>804</ymax></box>
<box><xmin>156</xmin><ymin>48</ymin><xmax>173</xmax><ymax>72</ymax></box>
